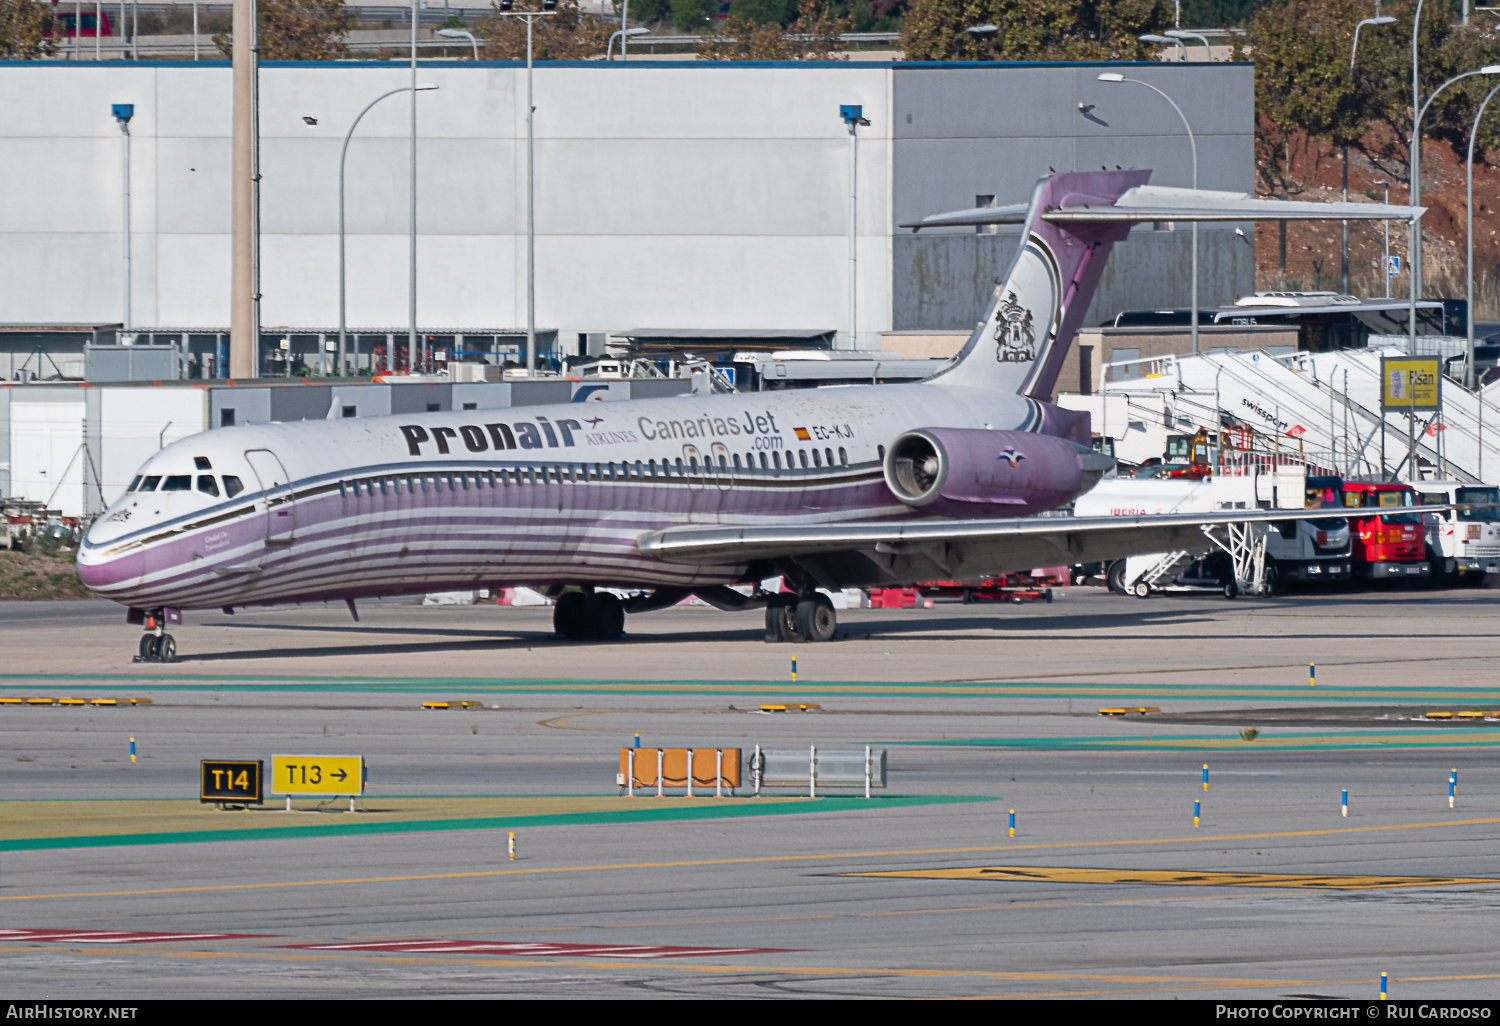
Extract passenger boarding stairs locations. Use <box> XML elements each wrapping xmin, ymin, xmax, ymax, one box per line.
<box><xmin>1084</xmin><ymin>347</ymin><xmax>1500</xmax><ymax>483</ymax></box>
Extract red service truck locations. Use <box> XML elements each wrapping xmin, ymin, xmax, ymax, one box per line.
<box><xmin>1340</xmin><ymin>481</ymin><xmax>1429</xmax><ymax>582</ymax></box>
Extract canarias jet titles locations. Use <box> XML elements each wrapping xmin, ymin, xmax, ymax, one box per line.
<box><xmin>399</xmin><ymin>410</ymin><xmax>856</xmax><ymax>457</ymax></box>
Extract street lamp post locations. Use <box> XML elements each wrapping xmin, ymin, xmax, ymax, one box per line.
<box><xmin>1139</xmin><ymin>33</ymin><xmax>1187</xmax><ymax>60</ymax></box>
<box><xmin>437</xmin><ymin>26</ymin><xmax>480</xmax><ymax>59</ymax></box>
<box><xmin>1465</xmin><ymin>85</ymin><xmax>1500</xmax><ymax>389</ymax></box>
<box><xmin>1345</xmin><ymin>16</ymin><xmax>1396</xmax><ymax>296</ymax></box>
<box><xmin>1164</xmin><ymin>29</ymin><xmax>1211</xmax><ymax>60</ymax></box>
<box><xmin>340</xmin><ymin>84</ymin><xmax>439</xmax><ymax>378</ymax></box>
<box><xmin>112</xmin><ymin>104</ymin><xmax>133</xmax><ymax>341</ymax></box>
<box><xmin>1408</xmin><ymin>66</ymin><xmax>1500</xmax><ymax>357</ymax></box>
<box><xmin>607</xmin><ymin>26</ymin><xmax>648</xmax><ymax>59</ymax></box>
<box><xmin>1098</xmin><ymin>73</ymin><xmax>1199</xmax><ymax>355</ymax></box>
<box><xmin>409</xmin><ymin>0</ymin><xmax>420</xmax><ymax>373</ymax></box>
<box><xmin>495</xmin><ymin>0</ymin><xmax>558</xmax><ymax>373</ymax></box>
<box><xmin>841</xmin><ymin>104</ymin><xmax>870</xmax><ymax>350</ymax></box>
<box><xmin>1374</xmin><ymin>179</ymin><xmax>1391</xmax><ymax>298</ymax></box>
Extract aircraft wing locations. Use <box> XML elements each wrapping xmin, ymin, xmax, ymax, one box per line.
<box><xmin>637</xmin><ymin>505</ymin><xmax>1448</xmax><ymax>585</ymax></box>
<box><xmin>901</xmin><ymin>185</ymin><xmax>1423</xmax><ymax>231</ymax></box>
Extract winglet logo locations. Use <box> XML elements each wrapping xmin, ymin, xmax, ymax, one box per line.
<box><xmin>997</xmin><ymin>447</ymin><xmax>1027</xmax><ymax>467</ymax></box>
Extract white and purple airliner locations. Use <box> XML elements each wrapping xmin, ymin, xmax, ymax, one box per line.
<box><xmin>77</xmin><ymin>170</ymin><xmax>1418</xmax><ymax>660</ymax></box>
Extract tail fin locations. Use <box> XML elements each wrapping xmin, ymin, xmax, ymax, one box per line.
<box><xmin>928</xmin><ymin>169</ymin><xmax>1150</xmax><ymax>402</ymax></box>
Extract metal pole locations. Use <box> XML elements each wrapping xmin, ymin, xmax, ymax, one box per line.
<box><xmin>74</xmin><ymin>1</ymin><xmax>80</xmax><ymax>60</ymax></box>
<box><xmin>1412</xmin><ymin>0</ymin><xmax>1425</xmax><ymax>304</ymax></box>
<box><xmin>1380</xmin><ymin>182</ymin><xmax>1390</xmax><ymax>298</ymax></box>
<box><xmin>1467</xmin><ymin>86</ymin><xmax>1500</xmax><ymax>390</ymax></box>
<box><xmin>627</xmin><ymin>747</ymin><xmax>634</xmax><ymax>796</ymax></box>
<box><xmin>526</xmin><ymin>15</ymin><xmax>536</xmax><ymax>373</ymax></box>
<box><xmin>230</xmin><ymin>0</ymin><xmax>256</xmax><ymax>377</ymax></box>
<box><xmin>409</xmin><ymin>0</ymin><xmax>419</xmax><ymax>373</ymax></box>
<box><xmin>1341</xmin><ymin>144</ymin><xmax>1349</xmax><ymax>294</ymax></box>
<box><xmin>95</xmin><ymin>2</ymin><xmax>99</xmax><ymax>59</ymax></box>
<box><xmin>848</xmin><ymin>119</ymin><xmax>857</xmax><ymax>349</ymax></box>
<box><xmin>119</xmin><ymin>116</ymin><xmax>131</xmax><ymax>338</ymax></box>
<box><xmin>809</xmin><ymin>744</ymin><xmax>816</xmax><ymax>799</ymax></box>
<box><xmin>621</xmin><ymin>0</ymin><xmax>628</xmax><ymax>60</ymax></box>
<box><xmin>193</xmin><ymin>0</ymin><xmax>198</xmax><ymax>60</ymax></box>
<box><xmin>131</xmin><ymin>0</ymin><xmax>136</xmax><ymax>60</ymax></box>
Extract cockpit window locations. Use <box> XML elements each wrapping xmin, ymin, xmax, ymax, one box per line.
<box><xmin>222</xmin><ymin>475</ymin><xmax>245</xmax><ymax>499</ymax></box>
<box><xmin>128</xmin><ymin>475</ymin><xmax>142</xmax><ymax>492</ymax></box>
<box><xmin>197</xmin><ymin>475</ymin><xmax>220</xmax><ymax>497</ymax></box>
<box><xmin>139</xmin><ymin>476</ymin><xmax>162</xmax><ymax>493</ymax></box>
<box><xmin>194</xmin><ymin>457</ymin><xmax>213</xmax><ymax>470</ymax></box>
<box><xmin>162</xmin><ymin>476</ymin><xmax>192</xmax><ymax>492</ymax></box>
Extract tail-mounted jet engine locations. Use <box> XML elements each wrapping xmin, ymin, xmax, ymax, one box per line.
<box><xmin>882</xmin><ymin>428</ymin><xmax>1112</xmax><ymax>518</ymax></box>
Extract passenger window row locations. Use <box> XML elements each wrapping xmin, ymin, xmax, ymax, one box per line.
<box><xmin>336</xmin><ymin>448</ymin><xmax>858</xmax><ymax>498</ymax></box>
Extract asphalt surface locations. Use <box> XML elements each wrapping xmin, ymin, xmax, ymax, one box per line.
<box><xmin>3</xmin><ymin>589</ymin><xmax>1500</xmax><ymax>999</ymax></box>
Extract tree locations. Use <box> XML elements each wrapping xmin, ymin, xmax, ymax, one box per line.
<box><xmin>0</xmin><ymin>0</ymin><xmax>56</xmax><ymax>59</ymax></box>
<box><xmin>697</xmin><ymin>0</ymin><xmax>852</xmax><ymax>59</ymax></box>
<box><xmin>1350</xmin><ymin>0</ymin><xmax>1500</xmax><ymax>175</ymax></box>
<box><xmin>213</xmin><ymin>0</ymin><xmax>353</xmax><ymax>60</ymax></box>
<box><xmin>902</xmin><ymin>0</ymin><xmax>1171</xmax><ymax>63</ymax></box>
<box><xmin>474</xmin><ymin>1</ymin><xmax>610</xmax><ymax>59</ymax></box>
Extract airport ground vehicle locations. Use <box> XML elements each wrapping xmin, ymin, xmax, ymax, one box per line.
<box><xmin>1414</xmin><ymin>481</ymin><xmax>1500</xmax><ymax>580</ymax></box>
<box><xmin>1080</xmin><ymin>468</ymin><xmax>1351</xmax><ymax>596</ymax></box>
<box><xmin>1340</xmin><ymin>481</ymin><xmax>1429</xmax><ymax>582</ymax></box>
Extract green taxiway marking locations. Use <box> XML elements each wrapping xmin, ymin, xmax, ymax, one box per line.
<box><xmin>2</xmin><ymin>674</ymin><xmax>1500</xmax><ymax>703</ymax></box>
<box><xmin>0</xmin><ymin>795</ymin><xmax>984</xmax><ymax>853</ymax></box>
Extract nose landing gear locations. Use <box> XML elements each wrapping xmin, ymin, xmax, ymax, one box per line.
<box><xmin>132</xmin><ymin>610</ymin><xmax>177</xmax><ymax>663</ymax></box>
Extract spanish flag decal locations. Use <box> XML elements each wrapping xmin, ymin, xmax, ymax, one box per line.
<box><xmin>793</xmin><ymin>427</ymin><xmax>811</xmax><ymax>441</ymax></box>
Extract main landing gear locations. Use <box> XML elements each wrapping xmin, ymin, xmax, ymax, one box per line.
<box><xmin>133</xmin><ymin>610</ymin><xmax>177</xmax><ymax>663</ymax></box>
<box><xmin>764</xmin><ymin>592</ymin><xmax>836</xmax><ymax>643</ymax></box>
<box><xmin>553</xmin><ymin>590</ymin><xmax>626</xmax><ymax>641</ymax></box>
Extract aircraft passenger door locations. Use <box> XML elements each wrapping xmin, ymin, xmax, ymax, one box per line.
<box><xmin>245</xmin><ymin>449</ymin><xmax>297</xmax><ymax>546</ymax></box>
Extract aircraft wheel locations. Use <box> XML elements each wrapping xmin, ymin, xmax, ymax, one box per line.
<box><xmin>1222</xmin><ymin>580</ymin><xmax>1239</xmax><ymax>600</ymax></box>
<box><xmin>1132</xmin><ymin>582</ymin><xmax>1151</xmax><ymax>599</ymax></box>
<box><xmin>1107</xmin><ymin>561</ymin><xmax>1127</xmax><ymax>595</ymax></box>
<box><xmin>553</xmin><ymin>591</ymin><xmax>590</xmax><ymax>640</ymax></box>
<box><xmin>138</xmin><ymin>635</ymin><xmax>157</xmax><ymax>662</ymax></box>
<box><xmin>158</xmin><ymin>634</ymin><xmax>177</xmax><ymax>663</ymax></box>
<box><xmin>763</xmin><ymin>595</ymin><xmax>793</xmax><ymax>643</ymax></box>
<box><xmin>586</xmin><ymin>592</ymin><xmax>624</xmax><ymax>641</ymax></box>
<box><xmin>795</xmin><ymin>593</ymin><xmax>836</xmax><ymax>643</ymax></box>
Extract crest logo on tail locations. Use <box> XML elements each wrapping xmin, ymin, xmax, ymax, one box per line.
<box><xmin>994</xmin><ymin>292</ymin><xmax>1037</xmax><ymax>364</ymax></box>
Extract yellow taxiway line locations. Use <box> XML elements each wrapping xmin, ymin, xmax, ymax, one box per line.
<box><xmin>5</xmin><ymin>814</ymin><xmax>1500</xmax><ymax>904</ymax></box>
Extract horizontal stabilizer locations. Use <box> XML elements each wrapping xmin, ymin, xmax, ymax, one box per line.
<box><xmin>902</xmin><ymin>184</ymin><xmax>1423</xmax><ymax>231</ymax></box>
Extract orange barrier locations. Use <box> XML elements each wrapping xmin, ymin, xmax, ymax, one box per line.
<box><xmin>618</xmin><ymin>748</ymin><xmax>742</xmax><ymax>795</ymax></box>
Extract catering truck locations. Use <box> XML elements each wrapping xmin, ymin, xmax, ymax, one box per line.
<box><xmin>1414</xmin><ymin>481</ymin><xmax>1500</xmax><ymax>581</ymax></box>
<box><xmin>1339</xmin><ymin>481</ymin><xmax>1429</xmax><ymax>582</ymax></box>
<box><xmin>1076</xmin><ymin>466</ymin><xmax>1352</xmax><ymax>596</ymax></box>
